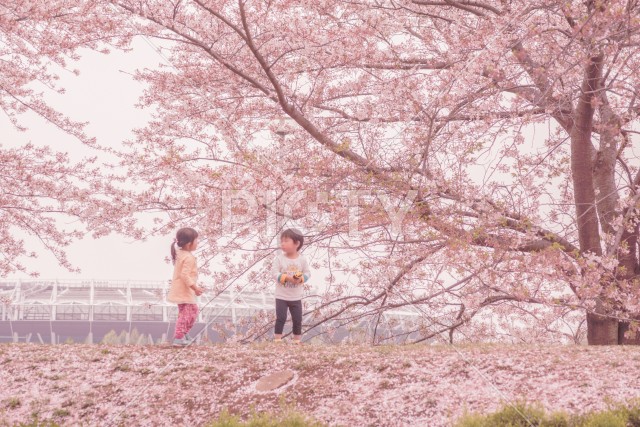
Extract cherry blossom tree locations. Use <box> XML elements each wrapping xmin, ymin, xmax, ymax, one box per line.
<box><xmin>6</xmin><ymin>1</ymin><xmax>640</xmax><ymax>345</ymax></box>
<box><xmin>94</xmin><ymin>0</ymin><xmax>640</xmax><ymax>345</ymax></box>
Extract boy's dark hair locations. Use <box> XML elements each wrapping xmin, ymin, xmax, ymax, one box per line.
<box><xmin>171</xmin><ymin>227</ymin><xmax>199</xmax><ymax>264</ymax></box>
<box><xmin>281</xmin><ymin>228</ymin><xmax>304</xmax><ymax>251</ymax></box>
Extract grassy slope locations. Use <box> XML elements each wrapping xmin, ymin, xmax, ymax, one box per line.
<box><xmin>1</xmin><ymin>343</ymin><xmax>640</xmax><ymax>426</ymax></box>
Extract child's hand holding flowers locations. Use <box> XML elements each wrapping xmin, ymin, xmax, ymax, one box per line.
<box><xmin>292</xmin><ymin>271</ymin><xmax>304</xmax><ymax>285</ymax></box>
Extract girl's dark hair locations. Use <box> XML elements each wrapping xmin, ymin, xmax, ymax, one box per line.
<box><xmin>171</xmin><ymin>227</ymin><xmax>199</xmax><ymax>264</ymax></box>
<box><xmin>281</xmin><ymin>228</ymin><xmax>304</xmax><ymax>251</ymax></box>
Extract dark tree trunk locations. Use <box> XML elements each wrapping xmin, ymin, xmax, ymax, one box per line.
<box><xmin>569</xmin><ymin>54</ymin><xmax>623</xmax><ymax>345</ymax></box>
<box><xmin>587</xmin><ymin>312</ymin><xmax>619</xmax><ymax>345</ymax></box>
<box><xmin>618</xmin><ymin>318</ymin><xmax>640</xmax><ymax>345</ymax></box>
<box><xmin>569</xmin><ymin>54</ymin><xmax>602</xmax><ymax>257</ymax></box>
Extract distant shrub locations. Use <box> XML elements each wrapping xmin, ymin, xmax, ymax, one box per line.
<box><xmin>100</xmin><ymin>328</ymin><xmax>150</xmax><ymax>345</ymax></box>
<box><xmin>100</xmin><ymin>329</ymin><xmax>120</xmax><ymax>345</ymax></box>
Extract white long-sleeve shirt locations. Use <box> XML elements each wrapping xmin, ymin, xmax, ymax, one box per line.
<box><xmin>271</xmin><ymin>252</ymin><xmax>310</xmax><ymax>301</ymax></box>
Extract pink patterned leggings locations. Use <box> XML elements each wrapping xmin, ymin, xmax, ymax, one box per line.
<box><xmin>174</xmin><ymin>303</ymin><xmax>199</xmax><ymax>339</ymax></box>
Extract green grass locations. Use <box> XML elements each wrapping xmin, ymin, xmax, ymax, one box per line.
<box><xmin>455</xmin><ymin>400</ymin><xmax>640</xmax><ymax>427</ymax></box>
<box><xmin>52</xmin><ymin>409</ymin><xmax>70</xmax><ymax>418</ymax></box>
<box><xmin>15</xmin><ymin>418</ymin><xmax>61</xmax><ymax>427</ymax></box>
<box><xmin>206</xmin><ymin>407</ymin><xmax>326</xmax><ymax>427</ymax></box>
<box><xmin>5</xmin><ymin>397</ymin><xmax>21</xmax><ymax>409</ymax></box>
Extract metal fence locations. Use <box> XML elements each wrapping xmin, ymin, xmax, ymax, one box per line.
<box><xmin>0</xmin><ymin>279</ymin><xmax>423</xmax><ymax>344</ymax></box>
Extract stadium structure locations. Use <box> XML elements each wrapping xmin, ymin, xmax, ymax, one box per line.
<box><xmin>0</xmin><ymin>279</ymin><xmax>423</xmax><ymax>344</ymax></box>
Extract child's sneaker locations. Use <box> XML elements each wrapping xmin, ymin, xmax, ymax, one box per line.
<box><xmin>172</xmin><ymin>337</ymin><xmax>190</xmax><ymax>347</ymax></box>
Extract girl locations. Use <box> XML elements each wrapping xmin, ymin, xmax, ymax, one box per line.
<box><xmin>168</xmin><ymin>227</ymin><xmax>204</xmax><ymax>346</ymax></box>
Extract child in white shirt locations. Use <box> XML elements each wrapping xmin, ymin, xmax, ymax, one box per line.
<box><xmin>271</xmin><ymin>228</ymin><xmax>310</xmax><ymax>344</ymax></box>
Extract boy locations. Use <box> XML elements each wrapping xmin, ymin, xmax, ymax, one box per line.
<box><xmin>271</xmin><ymin>228</ymin><xmax>310</xmax><ymax>344</ymax></box>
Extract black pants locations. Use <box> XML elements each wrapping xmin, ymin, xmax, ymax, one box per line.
<box><xmin>274</xmin><ymin>298</ymin><xmax>302</xmax><ymax>336</ymax></box>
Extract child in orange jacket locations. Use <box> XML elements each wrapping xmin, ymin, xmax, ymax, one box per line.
<box><xmin>168</xmin><ymin>227</ymin><xmax>204</xmax><ymax>346</ymax></box>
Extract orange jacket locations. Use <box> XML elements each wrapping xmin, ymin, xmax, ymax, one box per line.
<box><xmin>168</xmin><ymin>249</ymin><xmax>198</xmax><ymax>304</ymax></box>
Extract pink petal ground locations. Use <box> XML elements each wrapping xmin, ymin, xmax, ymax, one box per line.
<box><xmin>1</xmin><ymin>343</ymin><xmax>639</xmax><ymax>426</ymax></box>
